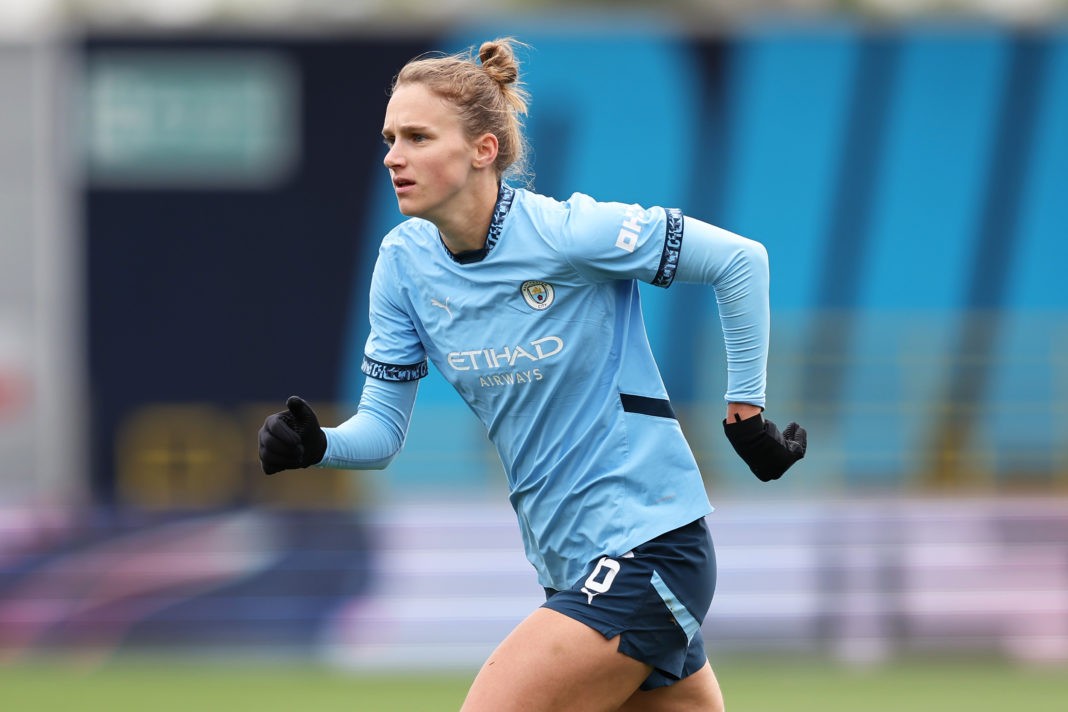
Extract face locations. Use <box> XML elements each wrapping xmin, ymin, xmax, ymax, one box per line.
<box><xmin>381</xmin><ymin>83</ymin><xmax>483</xmax><ymax>223</ymax></box>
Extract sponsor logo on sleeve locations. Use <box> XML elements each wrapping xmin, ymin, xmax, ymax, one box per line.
<box><xmin>614</xmin><ymin>204</ymin><xmax>653</xmax><ymax>253</ymax></box>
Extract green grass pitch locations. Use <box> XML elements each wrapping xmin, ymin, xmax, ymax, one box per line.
<box><xmin>1</xmin><ymin>655</ymin><xmax>1066</xmax><ymax>711</ymax></box>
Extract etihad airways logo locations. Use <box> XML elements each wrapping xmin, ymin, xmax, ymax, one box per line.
<box><xmin>446</xmin><ymin>335</ymin><xmax>564</xmax><ymax>371</ymax></box>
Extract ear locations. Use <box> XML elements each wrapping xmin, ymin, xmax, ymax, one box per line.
<box><xmin>471</xmin><ymin>132</ymin><xmax>499</xmax><ymax>169</ymax></box>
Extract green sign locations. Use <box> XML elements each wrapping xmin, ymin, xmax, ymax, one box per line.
<box><xmin>85</xmin><ymin>50</ymin><xmax>299</xmax><ymax>188</ymax></box>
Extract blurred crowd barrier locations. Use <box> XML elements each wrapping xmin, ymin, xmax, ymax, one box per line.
<box><xmin>2</xmin><ymin>500</ymin><xmax>1066</xmax><ymax>667</ymax></box>
<box><xmin>0</xmin><ymin>17</ymin><xmax>1066</xmax><ymax>665</ymax></box>
<box><xmin>327</xmin><ymin>499</ymin><xmax>1068</xmax><ymax>669</ymax></box>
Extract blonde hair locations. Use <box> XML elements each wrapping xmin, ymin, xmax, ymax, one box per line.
<box><xmin>393</xmin><ymin>38</ymin><xmax>531</xmax><ymax>183</ymax></box>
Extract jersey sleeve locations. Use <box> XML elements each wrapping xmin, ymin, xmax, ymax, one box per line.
<box><xmin>556</xmin><ymin>192</ymin><xmax>683</xmax><ymax>287</ymax></box>
<box><xmin>319</xmin><ymin>376</ymin><xmax>417</xmax><ymax>470</ymax></box>
<box><xmin>675</xmin><ymin>216</ymin><xmax>770</xmax><ymax>407</ymax></box>
<box><xmin>361</xmin><ymin>250</ymin><xmax>429</xmax><ymax>382</ymax></box>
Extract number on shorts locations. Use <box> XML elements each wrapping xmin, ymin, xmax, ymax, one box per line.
<box><xmin>581</xmin><ymin>556</ymin><xmax>621</xmax><ymax>603</ymax></box>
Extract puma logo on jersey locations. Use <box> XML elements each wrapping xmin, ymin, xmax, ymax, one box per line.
<box><xmin>431</xmin><ymin>297</ymin><xmax>453</xmax><ymax>319</ymax></box>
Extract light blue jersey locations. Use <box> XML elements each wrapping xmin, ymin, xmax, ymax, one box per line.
<box><xmin>329</xmin><ymin>184</ymin><xmax>769</xmax><ymax>590</ymax></box>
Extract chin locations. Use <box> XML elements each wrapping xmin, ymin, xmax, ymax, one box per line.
<box><xmin>395</xmin><ymin>199</ymin><xmax>420</xmax><ymax>218</ymax></box>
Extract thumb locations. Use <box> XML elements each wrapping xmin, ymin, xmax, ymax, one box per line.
<box><xmin>285</xmin><ymin>395</ymin><xmax>318</xmax><ymax>431</ymax></box>
<box><xmin>782</xmin><ymin>422</ymin><xmax>808</xmax><ymax>456</ymax></box>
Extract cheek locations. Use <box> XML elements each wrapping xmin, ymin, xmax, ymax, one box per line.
<box><xmin>430</xmin><ymin>151</ymin><xmax>473</xmax><ymax>187</ymax></box>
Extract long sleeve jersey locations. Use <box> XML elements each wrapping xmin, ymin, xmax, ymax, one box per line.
<box><xmin>321</xmin><ymin>185</ymin><xmax>770</xmax><ymax>590</ymax></box>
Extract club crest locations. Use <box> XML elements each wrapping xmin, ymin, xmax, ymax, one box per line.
<box><xmin>520</xmin><ymin>280</ymin><xmax>555</xmax><ymax>311</ymax></box>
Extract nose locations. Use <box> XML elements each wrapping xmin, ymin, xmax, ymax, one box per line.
<box><xmin>383</xmin><ymin>143</ymin><xmax>403</xmax><ymax>169</ymax></box>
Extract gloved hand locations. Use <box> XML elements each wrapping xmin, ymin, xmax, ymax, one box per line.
<box><xmin>723</xmin><ymin>412</ymin><xmax>807</xmax><ymax>482</ymax></box>
<box><xmin>258</xmin><ymin>396</ymin><xmax>327</xmax><ymax>475</ymax></box>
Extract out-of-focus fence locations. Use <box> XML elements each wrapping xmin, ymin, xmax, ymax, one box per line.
<box><xmin>2</xmin><ymin>500</ymin><xmax>1066</xmax><ymax>667</ymax></box>
<box><xmin>325</xmin><ymin>499</ymin><xmax>1068</xmax><ymax>669</ymax></box>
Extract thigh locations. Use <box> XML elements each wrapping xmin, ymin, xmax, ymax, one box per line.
<box><xmin>617</xmin><ymin>661</ymin><xmax>725</xmax><ymax>712</ymax></box>
<box><xmin>460</xmin><ymin>607</ymin><xmax>652</xmax><ymax>712</ymax></box>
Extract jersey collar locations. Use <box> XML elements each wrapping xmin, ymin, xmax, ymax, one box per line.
<box><xmin>442</xmin><ymin>183</ymin><xmax>516</xmax><ymax>265</ymax></box>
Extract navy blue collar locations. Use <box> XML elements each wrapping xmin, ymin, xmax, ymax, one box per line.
<box><xmin>443</xmin><ymin>183</ymin><xmax>516</xmax><ymax>264</ymax></box>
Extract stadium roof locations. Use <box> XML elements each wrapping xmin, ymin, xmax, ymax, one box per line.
<box><xmin>1</xmin><ymin>0</ymin><xmax>1066</xmax><ymax>38</ymax></box>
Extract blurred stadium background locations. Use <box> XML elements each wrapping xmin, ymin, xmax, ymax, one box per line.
<box><xmin>2</xmin><ymin>0</ymin><xmax>1068</xmax><ymax>709</ymax></box>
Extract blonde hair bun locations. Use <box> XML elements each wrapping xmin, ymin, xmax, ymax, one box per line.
<box><xmin>478</xmin><ymin>40</ymin><xmax>519</xmax><ymax>86</ymax></box>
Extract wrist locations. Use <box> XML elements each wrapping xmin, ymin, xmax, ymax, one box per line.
<box><xmin>304</xmin><ymin>428</ymin><xmax>327</xmax><ymax>466</ymax></box>
<box><xmin>726</xmin><ymin>402</ymin><xmax>763</xmax><ymax>423</ymax></box>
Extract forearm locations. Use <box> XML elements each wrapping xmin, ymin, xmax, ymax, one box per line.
<box><xmin>319</xmin><ymin>377</ymin><xmax>418</xmax><ymax>470</ymax></box>
<box><xmin>675</xmin><ymin>216</ymin><xmax>770</xmax><ymax>408</ymax></box>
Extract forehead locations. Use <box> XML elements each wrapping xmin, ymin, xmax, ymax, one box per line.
<box><xmin>382</xmin><ymin>83</ymin><xmax>461</xmax><ymax>132</ymax></box>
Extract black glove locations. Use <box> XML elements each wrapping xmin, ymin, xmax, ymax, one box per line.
<box><xmin>258</xmin><ymin>396</ymin><xmax>327</xmax><ymax>475</ymax></box>
<box><xmin>723</xmin><ymin>412</ymin><xmax>807</xmax><ymax>482</ymax></box>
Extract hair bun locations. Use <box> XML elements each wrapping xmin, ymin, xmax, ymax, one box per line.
<box><xmin>478</xmin><ymin>40</ymin><xmax>519</xmax><ymax>85</ymax></box>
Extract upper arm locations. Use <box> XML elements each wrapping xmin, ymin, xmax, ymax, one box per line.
<box><xmin>557</xmin><ymin>193</ymin><xmax>683</xmax><ymax>287</ymax></box>
<box><xmin>675</xmin><ymin>216</ymin><xmax>769</xmax><ymax>292</ymax></box>
<box><xmin>362</xmin><ymin>252</ymin><xmax>429</xmax><ymax>382</ymax></box>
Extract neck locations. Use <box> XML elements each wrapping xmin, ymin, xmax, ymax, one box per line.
<box><xmin>435</xmin><ymin>178</ymin><xmax>500</xmax><ymax>254</ymax></box>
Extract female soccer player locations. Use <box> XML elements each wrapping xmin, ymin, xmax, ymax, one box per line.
<box><xmin>259</xmin><ymin>38</ymin><xmax>806</xmax><ymax>712</ymax></box>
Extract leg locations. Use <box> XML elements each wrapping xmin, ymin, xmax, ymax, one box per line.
<box><xmin>461</xmin><ymin>607</ymin><xmax>652</xmax><ymax>712</ymax></box>
<box><xmin>616</xmin><ymin>661</ymin><xmax>725</xmax><ymax>712</ymax></box>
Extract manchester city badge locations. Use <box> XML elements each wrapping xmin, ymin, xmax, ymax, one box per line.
<box><xmin>520</xmin><ymin>280</ymin><xmax>555</xmax><ymax>311</ymax></box>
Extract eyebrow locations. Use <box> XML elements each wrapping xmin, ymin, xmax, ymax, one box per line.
<box><xmin>381</xmin><ymin>123</ymin><xmax>433</xmax><ymax>137</ymax></box>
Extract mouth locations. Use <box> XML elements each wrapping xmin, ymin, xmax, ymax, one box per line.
<box><xmin>393</xmin><ymin>177</ymin><xmax>415</xmax><ymax>194</ymax></box>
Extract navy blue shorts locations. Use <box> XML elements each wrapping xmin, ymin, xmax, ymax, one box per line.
<box><xmin>542</xmin><ymin>517</ymin><xmax>716</xmax><ymax>690</ymax></box>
